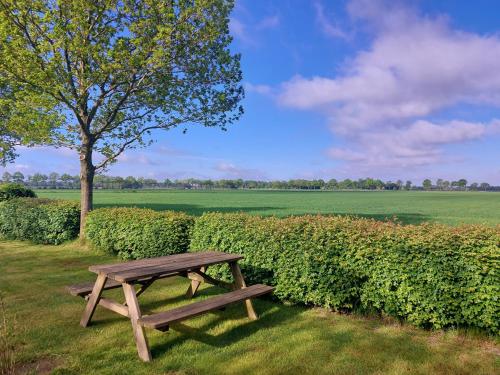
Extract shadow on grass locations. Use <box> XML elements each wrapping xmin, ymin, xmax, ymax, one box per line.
<box><xmin>333</xmin><ymin>212</ymin><xmax>432</xmax><ymax>225</ymax></box>
<box><xmin>88</xmin><ymin>282</ymin><xmax>300</xmax><ymax>354</ymax></box>
<box><xmin>94</xmin><ymin>202</ymin><xmax>431</xmax><ymax>224</ymax></box>
<box><xmin>150</xmin><ymin>291</ymin><xmax>299</xmax><ymax>356</ymax></box>
<box><xmin>94</xmin><ymin>203</ymin><xmax>281</xmax><ymax>216</ymax></box>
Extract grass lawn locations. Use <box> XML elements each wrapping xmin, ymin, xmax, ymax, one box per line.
<box><xmin>36</xmin><ymin>189</ymin><xmax>500</xmax><ymax>226</ymax></box>
<box><xmin>1</xmin><ymin>241</ymin><xmax>498</xmax><ymax>374</ymax></box>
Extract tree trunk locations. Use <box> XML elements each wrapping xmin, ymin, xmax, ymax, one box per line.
<box><xmin>79</xmin><ymin>145</ymin><xmax>95</xmax><ymax>239</ymax></box>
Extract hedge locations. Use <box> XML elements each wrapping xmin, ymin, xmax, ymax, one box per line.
<box><xmin>0</xmin><ymin>198</ymin><xmax>80</xmax><ymax>244</ymax></box>
<box><xmin>0</xmin><ymin>183</ymin><xmax>36</xmax><ymax>201</ymax></box>
<box><xmin>85</xmin><ymin>207</ymin><xmax>194</xmax><ymax>259</ymax></box>
<box><xmin>190</xmin><ymin>213</ymin><xmax>500</xmax><ymax>333</ymax></box>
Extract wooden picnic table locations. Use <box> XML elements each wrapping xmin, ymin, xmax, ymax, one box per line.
<box><xmin>67</xmin><ymin>251</ymin><xmax>273</xmax><ymax>361</ymax></box>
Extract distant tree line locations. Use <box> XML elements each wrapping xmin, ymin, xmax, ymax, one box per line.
<box><xmin>1</xmin><ymin>171</ymin><xmax>499</xmax><ymax>191</ymax></box>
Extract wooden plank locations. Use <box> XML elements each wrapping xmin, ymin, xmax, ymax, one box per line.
<box><xmin>89</xmin><ymin>252</ymin><xmax>203</xmax><ymax>273</ymax></box>
<box><xmin>192</xmin><ymin>270</ymin><xmax>234</xmax><ymax>290</ymax></box>
<box><xmin>230</xmin><ymin>262</ymin><xmax>258</xmax><ymax>320</ymax></box>
<box><xmin>107</xmin><ymin>253</ymin><xmax>243</xmax><ymax>283</ymax></box>
<box><xmin>80</xmin><ymin>274</ymin><xmax>107</xmax><ymax>327</ymax></box>
<box><xmin>98</xmin><ymin>297</ymin><xmax>129</xmax><ymax>317</ymax></box>
<box><xmin>139</xmin><ymin>284</ymin><xmax>274</xmax><ymax>330</ymax></box>
<box><xmin>122</xmin><ymin>283</ymin><xmax>152</xmax><ymax>362</ymax></box>
<box><xmin>89</xmin><ymin>251</ymin><xmax>239</xmax><ymax>274</ymax></box>
<box><xmin>66</xmin><ymin>279</ymin><xmax>122</xmax><ymax>297</ymax></box>
<box><xmin>186</xmin><ymin>267</ymin><xmax>205</xmax><ymax>298</ymax></box>
<box><xmin>67</xmin><ymin>272</ymin><xmax>180</xmax><ymax>297</ymax></box>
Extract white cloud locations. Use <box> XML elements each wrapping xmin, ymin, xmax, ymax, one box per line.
<box><xmin>17</xmin><ymin>145</ymin><xmax>76</xmax><ymax>158</ymax></box>
<box><xmin>328</xmin><ymin>119</ymin><xmax>495</xmax><ymax>170</ymax></box>
<box><xmin>256</xmin><ymin>15</ymin><xmax>280</xmax><ymax>30</ymax></box>
<box><xmin>117</xmin><ymin>152</ymin><xmax>161</xmax><ymax>166</ymax></box>
<box><xmin>278</xmin><ymin>0</ymin><xmax>500</xmax><ymax>170</ymax></box>
<box><xmin>214</xmin><ymin>162</ymin><xmax>266</xmax><ymax>179</ymax></box>
<box><xmin>230</xmin><ymin>11</ymin><xmax>281</xmax><ymax>46</ymax></box>
<box><xmin>314</xmin><ymin>1</ymin><xmax>349</xmax><ymax>40</ymax></box>
<box><xmin>244</xmin><ymin>82</ymin><xmax>272</xmax><ymax>95</ymax></box>
<box><xmin>229</xmin><ymin>17</ymin><xmax>252</xmax><ymax>44</ymax></box>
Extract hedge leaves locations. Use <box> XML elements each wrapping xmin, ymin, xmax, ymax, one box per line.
<box><xmin>85</xmin><ymin>207</ymin><xmax>194</xmax><ymax>259</ymax></box>
<box><xmin>190</xmin><ymin>213</ymin><xmax>499</xmax><ymax>333</ymax></box>
<box><xmin>0</xmin><ymin>198</ymin><xmax>79</xmax><ymax>244</ymax></box>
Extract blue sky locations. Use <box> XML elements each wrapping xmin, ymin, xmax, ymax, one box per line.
<box><xmin>3</xmin><ymin>0</ymin><xmax>500</xmax><ymax>184</ymax></box>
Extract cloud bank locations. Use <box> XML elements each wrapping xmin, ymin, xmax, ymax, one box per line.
<box><xmin>279</xmin><ymin>0</ymin><xmax>500</xmax><ymax>172</ymax></box>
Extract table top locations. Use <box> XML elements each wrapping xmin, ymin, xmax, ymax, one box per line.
<box><xmin>89</xmin><ymin>251</ymin><xmax>243</xmax><ymax>283</ymax></box>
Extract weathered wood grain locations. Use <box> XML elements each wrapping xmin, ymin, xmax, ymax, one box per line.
<box><xmin>123</xmin><ymin>282</ymin><xmax>152</xmax><ymax>362</ymax></box>
<box><xmin>230</xmin><ymin>261</ymin><xmax>258</xmax><ymax>320</ymax></box>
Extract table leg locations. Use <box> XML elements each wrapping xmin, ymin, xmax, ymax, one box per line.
<box><xmin>80</xmin><ymin>274</ymin><xmax>107</xmax><ymax>327</ymax></box>
<box><xmin>186</xmin><ymin>266</ymin><xmax>205</xmax><ymax>298</ymax></box>
<box><xmin>122</xmin><ymin>282</ymin><xmax>152</xmax><ymax>362</ymax></box>
<box><xmin>229</xmin><ymin>262</ymin><xmax>258</xmax><ymax>320</ymax></box>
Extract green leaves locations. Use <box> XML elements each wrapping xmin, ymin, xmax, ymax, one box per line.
<box><xmin>0</xmin><ymin>183</ymin><xmax>36</xmax><ymax>201</ymax></box>
<box><xmin>190</xmin><ymin>212</ymin><xmax>500</xmax><ymax>333</ymax></box>
<box><xmin>0</xmin><ymin>0</ymin><xmax>243</xmax><ymax>169</ymax></box>
<box><xmin>0</xmin><ymin>198</ymin><xmax>80</xmax><ymax>244</ymax></box>
<box><xmin>85</xmin><ymin>207</ymin><xmax>194</xmax><ymax>259</ymax></box>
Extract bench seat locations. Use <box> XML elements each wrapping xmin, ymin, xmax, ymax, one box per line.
<box><xmin>139</xmin><ymin>284</ymin><xmax>274</xmax><ymax>331</ymax></box>
<box><xmin>66</xmin><ymin>272</ymin><xmax>181</xmax><ymax>297</ymax></box>
<box><xmin>66</xmin><ymin>279</ymin><xmax>123</xmax><ymax>297</ymax></box>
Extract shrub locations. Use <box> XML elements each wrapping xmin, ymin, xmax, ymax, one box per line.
<box><xmin>0</xmin><ymin>183</ymin><xmax>36</xmax><ymax>201</ymax></box>
<box><xmin>0</xmin><ymin>198</ymin><xmax>80</xmax><ymax>244</ymax></box>
<box><xmin>85</xmin><ymin>207</ymin><xmax>194</xmax><ymax>259</ymax></box>
<box><xmin>190</xmin><ymin>212</ymin><xmax>500</xmax><ymax>333</ymax></box>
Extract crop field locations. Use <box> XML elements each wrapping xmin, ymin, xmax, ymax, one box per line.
<box><xmin>36</xmin><ymin>189</ymin><xmax>500</xmax><ymax>226</ymax></box>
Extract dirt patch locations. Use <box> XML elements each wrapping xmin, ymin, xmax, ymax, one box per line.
<box><xmin>14</xmin><ymin>357</ymin><xmax>60</xmax><ymax>375</ymax></box>
<box><xmin>480</xmin><ymin>341</ymin><xmax>500</xmax><ymax>357</ymax></box>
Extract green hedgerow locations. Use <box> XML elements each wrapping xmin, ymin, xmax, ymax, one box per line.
<box><xmin>0</xmin><ymin>183</ymin><xmax>36</xmax><ymax>201</ymax></box>
<box><xmin>190</xmin><ymin>212</ymin><xmax>500</xmax><ymax>333</ymax></box>
<box><xmin>0</xmin><ymin>198</ymin><xmax>80</xmax><ymax>244</ymax></box>
<box><xmin>85</xmin><ymin>207</ymin><xmax>194</xmax><ymax>259</ymax></box>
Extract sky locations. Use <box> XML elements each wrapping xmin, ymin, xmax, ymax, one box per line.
<box><xmin>3</xmin><ymin>0</ymin><xmax>500</xmax><ymax>184</ymax></box>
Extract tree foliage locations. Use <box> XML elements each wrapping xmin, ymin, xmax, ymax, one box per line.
<box><xmin>0</xmin><ymin>0</ymin><xmax>243</xmax><ymax>169</ymax></box>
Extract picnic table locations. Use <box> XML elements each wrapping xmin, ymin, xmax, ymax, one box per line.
<box><xmin>67</xmin><ymin>251</ymin><xmax>273</xmax><ymax>361</ymax></box>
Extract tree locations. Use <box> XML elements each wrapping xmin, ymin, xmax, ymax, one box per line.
<box><xmin>60</xmin><ymin>173</ymin><xmax>73</xmax><ymax>188</ymax></box>
<box><xmin>48</xmin><ymin>172</ymin><xmax>59</xmax><ymax>188</ymax></box>
<box><xmin>436</xmin><ymin>178</ymin><xmax>444</xmax><ymax>190</ymax></box>
<box><xmin>12</xmin><ymin>171</ymin><xmax>24</xmax><ymax>183</ymax></box>
<box><xmin>0</xmin><ymin>1</ymin><xmax>243</xmax><ymax>236</ymax></box>
<box><xmin>422</xmin><ymin>179</ymin><xmax>432</xmax><ymax>190</ymax></box>
<box><xmin>457</xmin><ymin>179</ymin><xmax>467</xmax><ymax>189</ymax></box>
<box><xmin>326</xmin><ymin>179</ymin><xmax>338</xmax><ymax>189</ymax></box>
<box><xmin>1</xmin><ymin>171</ymin><xmax>11</xmax><ymax>182</ymax></box>
<box><xmin>1</xmin><ymin>56</ymin><xmax>58</xmax><ymax>165</ymax></box>
<box><xmin>30</xmin><ymin>172</ymin><xmax>47</xmax><ymax>188</ymax></box>
<box><xmin>404</xmin><ymin>180</ymin><xmax>412</xmax><ymax>190</ymax></box>
<box><xmin>479</xmin><ymin>182</ymin><xmax>490</xmax><ymax>191</ymax></box>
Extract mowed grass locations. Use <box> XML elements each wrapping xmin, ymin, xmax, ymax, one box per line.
<box><xmin>36</xmin><ymin>189</ymin><xmax>500</xmax><ymax>226</ymax></box>
<box><xmin>1</xmin><ymin>241</ymin><xmax>499</xmax><ymax>375</ymax></box>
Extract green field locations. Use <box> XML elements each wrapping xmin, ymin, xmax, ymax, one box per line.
<box><xmin>36</xmin><ymin>189</ymin><xmax>500</xmax><ymax>226</ymax></box>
